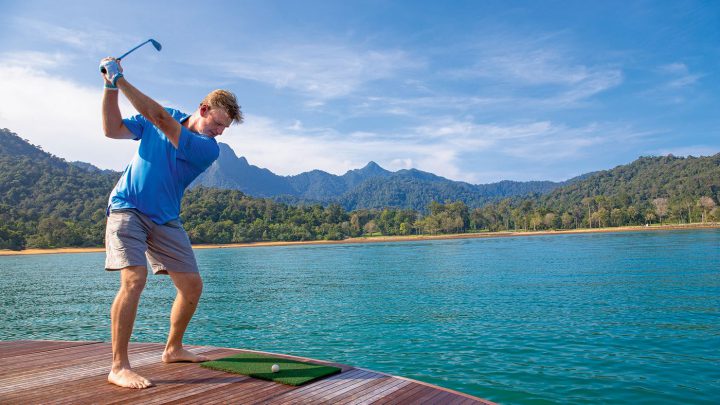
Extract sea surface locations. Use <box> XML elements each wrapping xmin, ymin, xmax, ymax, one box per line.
<box><xmin>1</xmin><ymin>229</ymin><xmax>719</xmax><ymax>404</ymax></box>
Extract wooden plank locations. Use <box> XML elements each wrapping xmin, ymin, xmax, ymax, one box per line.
<box><xmin>269</xmin><ymin>369</ymin><xmax>359</xmax><ymax>404</ymax></box>
<box><xmin>354</xmin><ymin>379</ymin><xmax>414</xmax><ymax>405</ymax></box>
<box><xmin>310</xmin><ymin>370</ymin><xmax>387</xmax><ymax>403</ymax></box>
<box><xmin>212</xmin><ymin>378</ymin><xmax>294</xmax><ymax>404</ymax></box>
<box><xmin>169</xmin><ymin>375</ymin><xmax>284</xmax><ymax>405</ymax></box>
<box><xmin>343</xmin><ymin>378</ymin><xmax>409</xmax><ymax>405</ymax></box>
<box><xmin>290</xmin><ymin>369</ymin><xmax>377</xmax><ymax>404</ymax></box>
<box><xmin>271</xmin><ymin>369</ymin><xmax>368</xmax><ymax>405</ymax></box>
<box><xmin>334</xmin><ymin>377</ymin><xmax>401</xmax><ymax>405</ymax></box>
<box><xmin>0</xmin><ymin>340</ymin><xmax>43</xmax><ymax>356</ymax></box>
<box><xmin>0</xmin><ymin>342</ymin><xmax>115</xmax><ymax>374</ymax></box>
<box><xmin>373</xmin><ymin>372</ymin><xmax>493</xmax><ymax>405</ymax></box>
<box><xmin>399</xmin><ymin>384</ymin><xmax>448</xmax><ymax>404</ymax></box>
<box><xmin>331</xmin><ymin>373</ymin><xmax>394</xmax><ymax>404</ymax></box>
<box><xmin>116</xmin><ymin>370</ymin><xmax>245</xmax><ymax>405</ymax></box>
<box><xmin>0</xmin><ymin>340</ymin><xmax>98</xmax><ymax>359</ymax></box>
<box><xmin>420</xmin><ymin>390</ymin><xmax>463</xmax><ymax>404</ymax></box>
<box><xmin>372</xmin><ymin>381</ymin><xmax>427</xmax><ymax>404</ymax></box>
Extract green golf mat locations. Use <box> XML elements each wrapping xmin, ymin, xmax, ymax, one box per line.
<box><xmin>200</xmin><ymin>352</ymin><xmax>342</xmax><ymax>386</ymax></box>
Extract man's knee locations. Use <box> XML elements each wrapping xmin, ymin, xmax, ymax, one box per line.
<box><xmin>182</xmin><ymin>278</ymin><xmax>203</xmax><ymax>301</ymax></box>
<box><xmin>171</xmin><ymin>273</ymin><xmax>203</xmax><ymax>301</ymax></box>
<box><xmin>120</xmin><ymin>266</ymin><xmax>148</xmax><ymax>294</ymax></box>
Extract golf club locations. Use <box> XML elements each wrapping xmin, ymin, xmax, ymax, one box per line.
<box><xmin>100</xmin><ymin>39</ymin><xmax>162</xmax><ymax>73</ymax></box>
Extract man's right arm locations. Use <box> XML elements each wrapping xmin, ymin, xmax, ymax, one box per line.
<box><xmin>102</xmin><ymin>87</ymin><xmax>136</xmax><ymax>139</ymax></box>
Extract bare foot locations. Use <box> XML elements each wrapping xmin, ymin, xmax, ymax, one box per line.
<box><xmin>162</xmin><ymin>347</ymin><xmax>209</xmax><ymax>363</ymax></box>
<box><xmin>108</xmin><ymin>368</ymin><xmax>153</xmax><ymax>389</ymax></box>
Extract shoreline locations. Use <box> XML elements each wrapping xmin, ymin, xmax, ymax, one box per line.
<box><xmin>1</xmin><ymin>222</ymin><xmax>718</xmax><ymax>256</ymax></box>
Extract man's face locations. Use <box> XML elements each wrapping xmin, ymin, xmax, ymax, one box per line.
<box><xmin>197</xmin><ymin>105</ymin><xmax>232</xmax><ymax>137</ymax></box>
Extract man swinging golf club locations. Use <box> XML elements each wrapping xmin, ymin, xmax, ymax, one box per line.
<box><xmin>100</xmin><ymin>53</ymin><xmax>242</xmax><ymax>389</ymax></box>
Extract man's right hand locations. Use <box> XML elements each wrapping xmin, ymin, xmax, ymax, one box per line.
<box><xmin>100</xmin><ymin>57</ymin><xmax>124</xmax><ymax>87</ymax></box>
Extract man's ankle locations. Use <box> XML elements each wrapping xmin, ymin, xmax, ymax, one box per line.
<box><xmin>111</xmin><ymin>361</ymin><xmax>131</xmax><ymax>373</ymax></box>
<box><xmin>164</xmin><ymin>342</ymin><xmax>183</xmax><ymax>353</ymax></box>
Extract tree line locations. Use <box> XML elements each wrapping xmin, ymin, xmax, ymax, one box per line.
<box><xmin>2</xmin><ymin>181</ymin><xmax>718</xmax><ymax>251</ymax></box>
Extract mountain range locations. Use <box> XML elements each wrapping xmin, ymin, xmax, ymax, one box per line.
<box><xmin>191</xmin><ymin>143</ymin><xmax>581</xmax><ymax>211</ymax></box>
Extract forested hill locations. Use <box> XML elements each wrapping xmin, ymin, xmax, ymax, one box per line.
<box><xmin>538</xmin><ymin>154</ymin><xmax>720</xmax><ymax>215</ymax></box>
<box><xmin>0</xmin><ymin>128</ymin><xmax>118</xmax><ymax>249</ymax></box>
<box><xmin>545</xmin><ymin>154</ymin><xmax>720</xmax><ymax>205</ymax></box>
<box><xmin>470</xmin><ymin>153</ymin><xmax>720</xmax><ymax>231</ymax></box>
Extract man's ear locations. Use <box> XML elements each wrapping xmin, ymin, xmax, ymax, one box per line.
<box><xmin>199</xmin><ymin>104</ymin><xmax>209</xmax><ymax>116</ymax></box>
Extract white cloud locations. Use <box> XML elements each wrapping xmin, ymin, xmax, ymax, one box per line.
<box><xmin>12</xmin><ymin>17</ymin><xmax>134</xmax><ymax>53</ymax></box>
<box><xmin>0</xmin><ymin>59</ymin><xmax>139</xmax><ymax>171</ymax></box>
<box><xmin>442</xmin><ymin>43</ymin><xmax>623</xmax><ymax>108</ymax></box>
<box><xmin>388</xmin><ymin>158</ymin><xmax>414</xmax><ymax>170</ymax></box>
<box><xmin>657</xmin><ymin>63</ymin><xmax>701</xmax><ymax>88</ymax></box>
<box><xmin>0</xmin><ymin>51</ymin><xmax>66</xmax><ymax>69</ymax></box>
<box><xmin>218</xmin><ymin>44</ymin><xmax>421</xmax><ymax>99</ymax></box>
<box><xmin>659</xmin><ymin>63</ymin><xmax>688</xmax><ymax>75</ymax></box>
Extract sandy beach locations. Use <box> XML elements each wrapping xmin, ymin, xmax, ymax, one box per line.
<box><xmin>1</xmin><ymin>222</ymin><xmax>717</xmax><ymax>256</ymax></box>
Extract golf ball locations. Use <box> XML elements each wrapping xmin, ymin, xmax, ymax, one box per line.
<box><xmin>271</xmin><ymin>364</ymin><xmax>280</xmax><ymax>373</ymax></box>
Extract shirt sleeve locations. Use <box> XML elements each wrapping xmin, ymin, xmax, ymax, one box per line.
<box><xmin>122</xmin><ymin>114</ymin><xmax>148</xmax><ymax>140</ymax></box>
<box><xmin>178</xmin><ymin>126</ymin><xmax>220</xmax><ymax>169</ymax></box>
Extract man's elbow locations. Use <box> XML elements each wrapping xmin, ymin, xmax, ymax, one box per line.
<box><xmin>104</xmin><ymin>128</ymin><xmax>121</xmax><ymax>139</ymax></box>
<box><xmin>104</xmin><ymin>125</ymin><xmax>133</xmax><ymax>140</ymax></box>
<box><xmin>148</xmin><ymin>111</ymin><xmax>174</xmax><ymax>130</ymax></box>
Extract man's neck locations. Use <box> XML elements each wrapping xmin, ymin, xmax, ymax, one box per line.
<box><xmin>184</xmin><ymin>110</ymin><xmax>201</xmax><ymax>132</ymax></box>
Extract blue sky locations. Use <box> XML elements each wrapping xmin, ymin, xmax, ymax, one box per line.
<box><xmin>1</xmin><ymin>0</ymin><xmax>718</xmax><ymax>183</ymax></box>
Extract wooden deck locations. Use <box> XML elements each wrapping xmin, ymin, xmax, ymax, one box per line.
<box><xmin>0</xmin><ymin>340</ymin><xmax>494</xmax><ymax>404</ymax></box>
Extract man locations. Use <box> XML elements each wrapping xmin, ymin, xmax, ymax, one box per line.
<box><xmin>99</xmin><ymin>57</ymin><xmax>242</xmax><ymax>389</ymax></box>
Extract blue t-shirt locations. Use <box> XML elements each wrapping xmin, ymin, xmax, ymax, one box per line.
<box><xmin>108</xmin><ymin>108</ymin><xmax>219</xmax><ymax>224</ymax></box>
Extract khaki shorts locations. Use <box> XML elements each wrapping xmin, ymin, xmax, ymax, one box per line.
<box><xmin>105</xmin><ymin>208</ymin><xmax>199</xmax><ymax>275</ymax></box>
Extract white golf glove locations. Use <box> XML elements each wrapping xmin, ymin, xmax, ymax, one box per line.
<box><xmin>99</xmin><ymin>58</ymin><xmax>124</xmax><ymax>88</ymax></box>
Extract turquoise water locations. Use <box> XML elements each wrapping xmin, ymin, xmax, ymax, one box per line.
<box><xmin>1</xmin><ymin>229</ymin><xmax>719</xmax><ymax>404</ymax></box>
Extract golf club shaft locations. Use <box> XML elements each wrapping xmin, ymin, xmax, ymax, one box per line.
<box><xmin>100</xmin><ymin>39</ymin><xmax>161</xmax><ymax>74</ymax></box>
<box><xmin>117</xmin><ymin>40</ymin><xmax>153</xmax><ymax>60</ymax></box>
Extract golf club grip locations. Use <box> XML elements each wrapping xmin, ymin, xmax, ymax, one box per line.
<box><xmin>99</xmin><ymin>58</ymin><xmax>120</xmax><ymax>74</ymax></box>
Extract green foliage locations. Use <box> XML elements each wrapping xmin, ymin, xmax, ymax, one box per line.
<box><xmin>0</xmin><ymin>129</ymin><xmax>116</xmax><ymax>249</ymax></box>
<box><xmin>472</xmin><ymin>154</ymin><xmax>720</xmax><ymax>231</ymax></box>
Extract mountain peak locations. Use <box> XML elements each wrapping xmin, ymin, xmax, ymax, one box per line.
<box><xmin>354</xmin><ymin>161</ymin><xmax>389</xmax><ymax>175</ymax></box>
<box><xmin>218</xmin><ymin>142</ymin><xmax>239</xmax><ymax>159</ymax></box>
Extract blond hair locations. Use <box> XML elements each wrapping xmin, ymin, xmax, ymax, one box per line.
<box><xmin>200</xmin><ymin>89</ymin><xmax>243</xmax><ymax>124</ymax></box>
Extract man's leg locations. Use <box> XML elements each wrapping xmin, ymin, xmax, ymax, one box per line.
<box><xmin>108</xmin><ymin>266</ymin><xmax>153</xmax><ymax>388</ymax></box>
<box><xmin>162</xmin><ymin>271</ymin><xmax>209</xmax><ymax>363</ymax></box>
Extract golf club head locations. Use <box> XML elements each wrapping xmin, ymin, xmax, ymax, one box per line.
<box><xmin>149</xmin><ymin>39</ymin><xmax>162</xmax><ymax>51</ymax></box>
